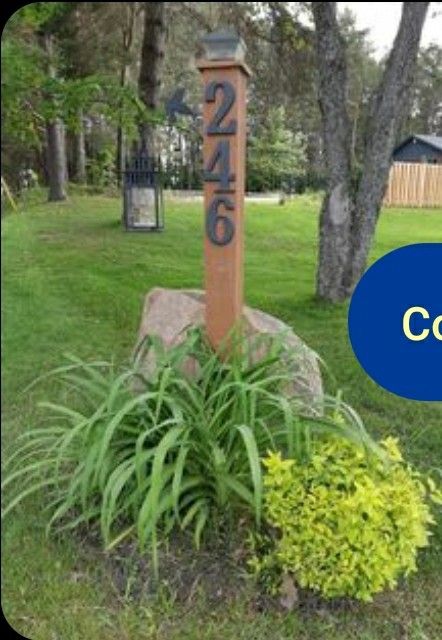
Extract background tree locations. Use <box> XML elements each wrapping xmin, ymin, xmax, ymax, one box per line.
<box><xmin>2</xmin><ymin>1</ymin><xmax>436</xmax><ymax>226</ymax></box>
<box><xmin>58</xmin><ymin>2</ymin><xmax>144</xmax><ymax>185</ymax></box>
<box><xmin>6</xmin><ymin>3</ymin><xmax>72</xmax><ymax>201</ymax></box>
<box><xmin>138</xmin><ymin>2</ymin><xmax>167</xmax><ymax>151</ymax></box>
<box><xmin>116</xmin><ymin>2</ymin><xmax>141</xmax><ymax>181</ymax></box>
<box><xmin>404</xmin><ymin>44</ymin><xmax>442</xmax><ymax>135</ymax></box>
<box><xmin>2</xmin><ymin>2</ymin><xmax>147</xmax><ymax>198</ymax></box>
<box><xmin>41</xmin><ymin>27</ymin><xmax>68</xmax><ymax>201</ymax></box>
<box><xmin>312</xmin><ymin>2</ymin><xmax>429</xmax><ymax>302</ymax></box>
<box><xmin>248</xmin><ymin>106</ymin><xmax>306</xmax><ymax>192</ymax></box>
<box><xmin>1</xmin><ymin>25</ymin><xmax>47</xmax><ymax>187</ymax></box>
<box><xmin>338</xmin><ymin>8</ymin><xmax>381</xmax><ymax>166</ymax></box>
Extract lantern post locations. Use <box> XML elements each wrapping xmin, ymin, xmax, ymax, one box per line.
<box><xmin>122</xmin><ymin>149</ymin><xmax>164</xmax><ymax>232</ymax></box>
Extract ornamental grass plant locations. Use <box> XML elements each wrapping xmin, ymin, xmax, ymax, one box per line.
<box><xmin>2</xmin><ymin>328</ymin><xmax>375</xmax><ymax>578</ymax></box>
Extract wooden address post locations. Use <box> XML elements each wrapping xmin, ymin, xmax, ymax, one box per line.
<box><xmin>197</xmin><ymin>31</ymin><xmax>251</xmax><ymax>353</ymax></box>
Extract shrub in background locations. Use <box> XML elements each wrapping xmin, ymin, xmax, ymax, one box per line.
<box><xmin>86</xmin><ymin>143</ymin><xmax>116</xmax><ymax>187</ymax></box>
<box><xmin>247</xmin><ymin>106</ymin><xmax>306</xmax><ymax>193</ymax></box>
<box><xmin>255</xmin><ymin>437</ymin><xmax>441</xmax><ymax>602</ymax></box>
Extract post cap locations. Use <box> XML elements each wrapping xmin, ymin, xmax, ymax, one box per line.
<box><xmin>201</xmin><ymin>29</ymin><xmax>246</xmax><ymax>62</ymax></box>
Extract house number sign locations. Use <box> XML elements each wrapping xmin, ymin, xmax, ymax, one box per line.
<box><xmin>197</xmin><ymin>52</ymin><xmax>251</xmax><ymax>352</ymax></box>
<box><xmin>203</xmin><ymin>81</ymin><xmax>237</xmax><ymax>246</ymax></box>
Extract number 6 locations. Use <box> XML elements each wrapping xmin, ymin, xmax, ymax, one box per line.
<box><xmin>206</xmin><ymin>195</ymin><xmax>235</xmax><ymax>246</ymax></box>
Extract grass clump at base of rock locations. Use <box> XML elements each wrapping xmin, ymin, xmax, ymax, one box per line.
<box><xmin>3</xmin><ymin>327</ymin><xmax>377</xmax><ymax>578</ymax></box>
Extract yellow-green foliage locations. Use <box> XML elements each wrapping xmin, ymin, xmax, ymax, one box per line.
<box><xmin>260</xmin><ymin>438</ymin><xmax>440</xmax><ymax>602</ymax></box>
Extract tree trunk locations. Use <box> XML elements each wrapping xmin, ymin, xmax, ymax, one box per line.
<box><xmin>312</xmin><ymin>2</ymin><xmax>429</xmax><ymax>302</ymax></box>
<box><xmin>42</xmin><ymin>32</ymin><xmax>68</xmax><ymax>202</ymax></box>
<box><xmin>312</xmin><ymin>2</ymin><xmax>353</xmax><ymax>301</ymax></box>
<box><xmin>116</xmin><ymin>125</ymin><xmax>125</xmax><ymax>185</ymax></box>
<box><xmin>116</xmin><ymin>3</ymin><xmax>138</xmax><ymax>185</ymax></box>
<box><xmin>71</xmin><ymin>112</ymin><xmax>87</xmax><ymax>184</ymax></box>
<box><xmin>116</xmin><ymin>58</ymin><xmax>129</xmax><ymax>185</ymax></box>
<box><xmin>138</xmin><ymin>2</ymin><xmax>166</xmax><ymax>152</ymax></box>
<box><xmin>343</xmin><ymin>2</ymin><xmax>429</xmax><ymax>293</ymax></box>
<box><xmin>46</xmin><ymin>120</ymin><xmax>67</xmax><ymax>201</ymax></box>
<box><xmin>116</xmin><ymin>55</ymin><xmax>128</xmax><ymax>186</ymax></box>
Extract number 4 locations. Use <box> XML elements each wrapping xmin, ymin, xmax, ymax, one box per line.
<box><xmin>203</xmin><ymin>140</ymin><xmax>235</xmax><ymax>191</ymax></box>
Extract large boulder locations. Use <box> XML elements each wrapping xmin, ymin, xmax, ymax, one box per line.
<box><xmin>135</xmin><ymin>288</ymin><xmax>322</xmax><ymax>409</ymax></box>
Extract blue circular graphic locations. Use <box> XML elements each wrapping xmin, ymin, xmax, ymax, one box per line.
<box><xmin>348</xmin><ymin>243</ymin><xmax>442</xmax><ymax>401</ymax></box>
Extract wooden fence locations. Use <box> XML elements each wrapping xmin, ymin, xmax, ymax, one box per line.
<box><xmin>383</xmin><ymin>162</ymin><xmax>442</xmax><ymax>208</ymax></box>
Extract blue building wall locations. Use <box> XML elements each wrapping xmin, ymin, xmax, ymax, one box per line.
<box><xmin>393</xmin><ymin>139</ymin><xmax>442</xmax><ymax>163</ymax></box>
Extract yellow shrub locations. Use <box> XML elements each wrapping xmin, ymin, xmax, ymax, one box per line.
<box><xmin>259</xmin><ymin>438</ymin><xmax>439</xmax><ymax>602</ymax></box>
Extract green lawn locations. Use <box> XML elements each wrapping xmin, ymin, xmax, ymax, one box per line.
<box><xmin>2</xmin><ymin>192</ymin><xmax>442</xmax><ymax>640</ymax></box>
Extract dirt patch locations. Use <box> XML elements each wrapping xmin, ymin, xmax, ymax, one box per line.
<box><xmin>78</xmin><ymin>524</ymin><xmax>252</xmax><ymax>608</ymax></box>
<box><xmin>68</xmin><ymin>522</ymin><xmax>375</xmax><ymax>616</ymax></box>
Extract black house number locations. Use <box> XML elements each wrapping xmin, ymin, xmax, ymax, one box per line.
<box><xmin>203</xmin><ymin>80</ymin><xmax>237</xmax><ymax>246</ymax></box>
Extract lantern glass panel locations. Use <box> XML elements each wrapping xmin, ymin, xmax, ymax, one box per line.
<box><xmin>130</xmin><ymin>186</ymin><xmax>156</xmax><ymax>228</ymax></box>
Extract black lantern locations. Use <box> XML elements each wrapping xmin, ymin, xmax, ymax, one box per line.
<box><xmin>122</xmin><ymin>149</ymin><xmax>164</xmax><ymax>232</ymax></box>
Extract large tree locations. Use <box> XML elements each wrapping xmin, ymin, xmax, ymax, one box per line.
<box><xmin>4</xmin><ymin>3</ymin><xmax>72</xmax><ymax>201</ymax></box>
<box><xmin>116</xmin><ymin>2</ymin><xmax>140</xmax><ymax>181</ymax></box>
<box><xmin>312</xmin><ymin>2</ymin><xmax>429</xmax><ymax>302</ymax></box>
<box><xmin>36</xmin><ymin>4</ymin><xmax>73</xmax><ymax>202</ymax></box>
<box><xmin>41</xmin><ymin>29</ymin><xmax>68</xmax><ymax>201</ymax></box>
<box><xmin>138</xmin><ymin>2</ymin><xmax>166</xmax><ymax>151</ymax></box>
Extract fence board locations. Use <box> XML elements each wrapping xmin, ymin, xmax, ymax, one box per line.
<box><xmin>384</xmin><ymin>162</ymin><xmax>442</xmax><ymax>208</ymax></box>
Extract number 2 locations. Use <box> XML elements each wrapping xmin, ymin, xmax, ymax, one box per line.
<box><xmin>205</xmin><ymin>81</ymin><xmax>237</xmax><ymax>135</ymax></box>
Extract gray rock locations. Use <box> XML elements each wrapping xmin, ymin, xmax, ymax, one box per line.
<box><xmin>135</xmin><ymin>288</ymin><xmax>322</xmax><ymax>409</ymax></box>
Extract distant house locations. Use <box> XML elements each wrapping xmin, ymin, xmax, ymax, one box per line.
<box><xmin>392</xmin><ymin>134</ymin><xmax>442</xmax><ymax>164</ymax></box>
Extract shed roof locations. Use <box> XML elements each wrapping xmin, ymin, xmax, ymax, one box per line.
<box><xmin>394</xmin><ymin>134</ymin><xmax>442</xmax><ymax>154</ymax></box>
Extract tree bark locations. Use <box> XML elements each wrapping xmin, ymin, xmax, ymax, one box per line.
<box><xmin>41</xmin><ymin>32</ymin><xmax>68</xmax><ymax>202</ymax></box>
<box><xmin>116</xmin><ymin>61</ymin><xmax>128</xmax><ymax>185</ymax></box>
<box><xmin>312</xmin><ymin>2</ymin><xmax>429</xmax><ymax>302</ymax></box>
<box><xmin>138</xmin><ymin>2</ymin><xmax>166</xmax><ymax>152</ymax></box>
<box><xmin>116</xmin><ymin>2</ymin><xmax>138</xmax><ymax>184</ymax></box>
<box><xmin>71</xmin><ymin>111</ymin><xmax>87</xmax><ymax>184</ymax></box>
<box><xmin>46</xmin><ymin>120</ymin><xmax>67</xmax><ymax>200</ymax></box>
<box><xmin>312</xmin><ymin>2</ymin><xmax>353</xmax><ymax>301</ymax></box>
<box><xmin>42</xmin><ymin>32</ymin><xmax>68</xmax><ymax>202</ymax></box>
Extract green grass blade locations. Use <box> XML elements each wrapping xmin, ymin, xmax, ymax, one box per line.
<box><xmin>236</xmin><ymin>424</ymin><xmax>262</xmax><ymax>526</ymax></box>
